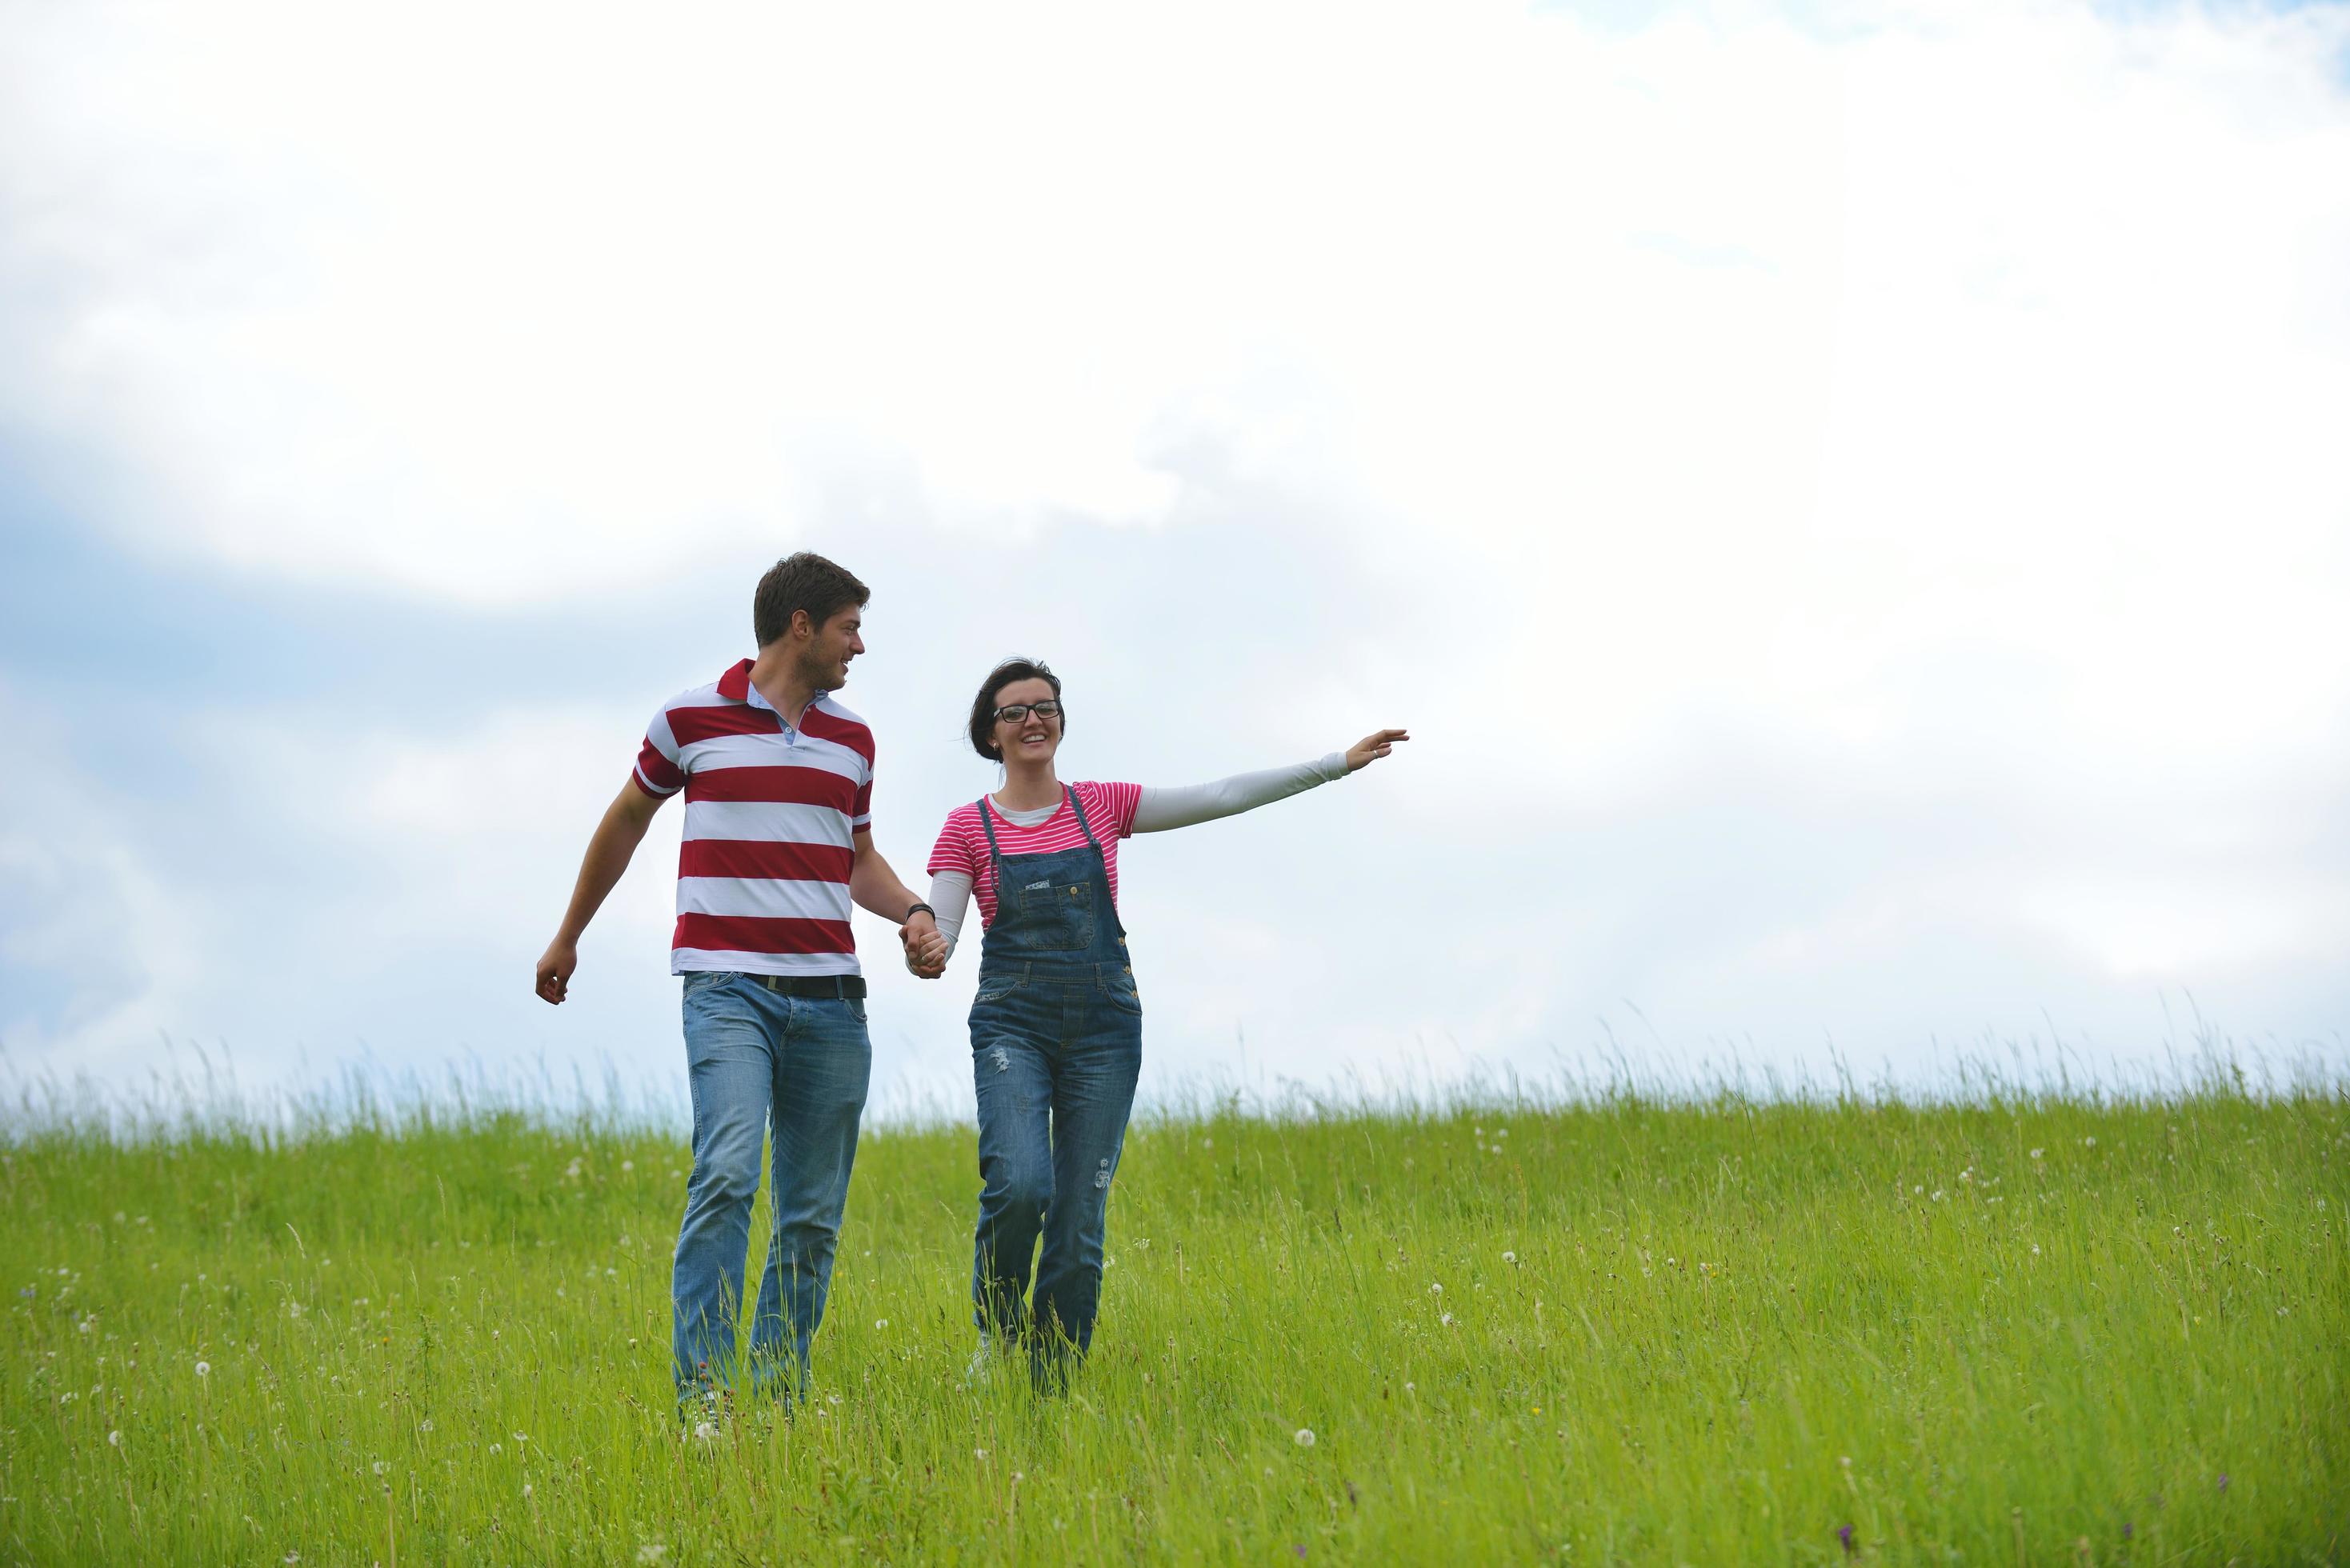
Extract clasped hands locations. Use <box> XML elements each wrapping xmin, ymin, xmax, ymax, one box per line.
<box><xmin>900</xmin><ymin>912</ymin><xmax>948</xmax><ymax>979</ymax></box>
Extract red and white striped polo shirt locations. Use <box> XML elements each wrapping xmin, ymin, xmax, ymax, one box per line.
<box><xmin>633</xmin><ymin>659</ymin><xmax>875</xmax><ymax>976</ymax></box>
<box><xmin>926</xmin><ymin>782</ymin><xmax>1143</xmax><ymax>930</ymax></box>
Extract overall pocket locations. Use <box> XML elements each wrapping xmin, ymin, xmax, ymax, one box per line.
<box><xmin>1004</xmin><ymin>878</ymin><xmax>1095</xmax><ymax>952</ymax></box>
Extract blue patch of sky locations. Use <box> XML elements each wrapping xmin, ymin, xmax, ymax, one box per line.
<box><xmin>0</xmin><ymin>456</ymin><xmax>746</xmax><ymax>730</ymax></box>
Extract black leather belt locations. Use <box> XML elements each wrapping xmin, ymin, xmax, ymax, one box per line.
<box><xmin>749</xmin><ymin>974</ymin><xmax>867</xmax><ymax>999</ymax></box>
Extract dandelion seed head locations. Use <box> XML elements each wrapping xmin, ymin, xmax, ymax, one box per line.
<box><xmin>195</xmin><ymin>1361</ymin><xmax>210</xmax><ymax>1378</ymax></box>
<box><xmin>108</xmin><ymin>1430</ymin><xmax>121</xmax><ymax>1446</ymax></box>
<box><xmin>1503</xmin><ymin>1250</ymin><xmax>1517</xmax><ymax>1264</ymax></box>
<box><xmin>1294</xmin><ymin>1428</ymin><xmax>1316</xmax><ymax>1447</ymax></box>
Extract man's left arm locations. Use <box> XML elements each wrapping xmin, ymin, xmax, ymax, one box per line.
<box><xmin>851</xmin><ymin>830</ymin><xmax>944</xmax><ymax>975</ymax></box>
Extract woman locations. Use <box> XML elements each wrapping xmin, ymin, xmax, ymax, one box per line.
<box><xmin>915</xmin><ymin>656</ymin><xmax>1406</xmax><ymax>1385</ymax></box>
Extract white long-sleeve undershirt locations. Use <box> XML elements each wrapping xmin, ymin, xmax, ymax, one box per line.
<box><xmin>918</xmin><ymin>753</ymin><xmax>1348</xmax><ymax>961</ymax></box>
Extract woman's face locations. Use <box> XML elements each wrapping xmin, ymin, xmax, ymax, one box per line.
<box><xmin>991</xmin><ymin>677</ymin><xmax>1063</xmax><ymax>765</ymax></box>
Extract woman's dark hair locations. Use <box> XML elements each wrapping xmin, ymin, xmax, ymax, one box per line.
<box><xmin>967</xmin><ymin>658</ymin><xmax>1063</xmax><ymax>759</ymax></box>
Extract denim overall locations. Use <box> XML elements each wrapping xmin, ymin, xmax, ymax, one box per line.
<box><xmin>968</xmin><ymin>786</ymin><xmax>1144</xmax><ymax>1379</ymax></box>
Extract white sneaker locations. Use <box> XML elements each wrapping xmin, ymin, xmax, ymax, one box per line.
<box><xmin>963</xmin><ymin>1332</ymin><xmax>999</xmax><ymax>1387</ymax></box>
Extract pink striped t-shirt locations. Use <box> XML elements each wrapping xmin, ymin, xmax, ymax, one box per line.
<box><xmin>925</xmin><ymin>782</ymin><xmax>1143</xmax><ymax>930</ymax></box>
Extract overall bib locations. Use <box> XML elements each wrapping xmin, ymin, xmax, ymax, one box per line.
<box><xmin>968</xmin><ymin>786</ymin><xmax>1145</xmax><ymax>1376</ymax></box>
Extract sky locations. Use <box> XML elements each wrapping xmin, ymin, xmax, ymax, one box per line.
<box><xmin>2</xmin><ymin>0</ymin><xmax>2346</xmax><ymax>1118</ymax></box>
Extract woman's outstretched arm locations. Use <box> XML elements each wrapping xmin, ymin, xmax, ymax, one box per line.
<box><xmin>1132</xmin><ymin>730</ymin><xmax>1409</xmax><ymax>833</ymax></box>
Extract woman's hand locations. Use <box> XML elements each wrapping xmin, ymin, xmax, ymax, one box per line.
<box><xmin>1344</xmin><ymin>728</ymin><xmax>1411</xmax><ymax>771</ymax></box>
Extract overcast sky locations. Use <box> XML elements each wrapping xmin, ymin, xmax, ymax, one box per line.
<box><xmin>3</xmin><ymin>0</ymin><xmax>2345</xmax><ymax>1118</ymax></box>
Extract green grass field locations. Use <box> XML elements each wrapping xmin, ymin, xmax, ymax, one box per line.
<box><xmin>4</xmin><ymin>1082</ymin><xmax>2344</xmax><ymax>1564</ymax></box>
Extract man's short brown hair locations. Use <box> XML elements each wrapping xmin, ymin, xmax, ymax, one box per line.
<box><xmin>754</xmin><ymin>553</ymin><xmax>870</xmax><ymax>647</ymax></box>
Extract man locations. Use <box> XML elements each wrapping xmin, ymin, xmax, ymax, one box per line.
<box><xmin>534</xmin><ymin>551</ymin><xmax>947</xmax><ymax>1415</ymax></box>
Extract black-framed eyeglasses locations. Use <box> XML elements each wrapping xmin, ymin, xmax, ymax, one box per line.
<box><xmin>994</xmin><ymin>700</ymin><xmax>1063</xmax><ymax>724</ymax></box>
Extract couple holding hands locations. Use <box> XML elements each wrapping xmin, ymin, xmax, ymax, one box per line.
<box><xmin>534</xmin><ymin>552</ymin><xmax>1405</xmax><ymax>1408</ymax></box>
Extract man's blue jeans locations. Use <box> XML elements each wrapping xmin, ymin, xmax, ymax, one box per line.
<box><xmin>673</xmin><ymin>971</ymin><xmax>870</xmax><ymax>1406</ymax></box>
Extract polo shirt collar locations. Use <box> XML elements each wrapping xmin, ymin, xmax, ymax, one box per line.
<box><xmin>719</xmin><ymin>659</ymin><xmax>832</xmax><ymax>719</ymax></box>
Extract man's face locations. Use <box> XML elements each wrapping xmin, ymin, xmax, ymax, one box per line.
<box><xmin>799</xmin><ymin>606</ymin><xmax>865</xmax><ymax>691</ymax></box>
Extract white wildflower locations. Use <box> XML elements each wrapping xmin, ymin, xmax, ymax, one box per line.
<box><xmin>2030</xmin><ymin>1148</ymin><xmax>2044</xmax><ymax>1161</ymax></box>
<box><xmin>108</xmin><ymin>1430</ymin><xmax>122</xmax><ymax>1447</ymax></box>
<box><xmin>1440</xmin><ymin>1312</ymin><xmax>1455</xmax><ymax>1326</ymax></box>
<box><xmin>1294</xmin><ymin>1428</ymin><xmax>1316</xmax><ymax>1447</ymax></box>
<box><xmin>195</xmin><ymin>1361</ymin><xmax>210</xmax><ymax>1378</ymax></box>
<box><xmin>1503</xmin><ymin>1251</ymin><xmax>1518</xmax><ymax>1264</ymax></box>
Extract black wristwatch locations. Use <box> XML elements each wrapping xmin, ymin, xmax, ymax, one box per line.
<box><xmin>904</xmin><ymin>902</ymin><xmax>937</xmax><ymax>924</ymax></box>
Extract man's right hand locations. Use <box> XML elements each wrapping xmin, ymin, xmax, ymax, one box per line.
<box><xmin>535</xmin><ymin>938</ymin><xmax>578</xmax><ymax>1004</ymax></box>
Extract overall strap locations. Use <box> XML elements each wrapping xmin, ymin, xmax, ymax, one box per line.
<box><xmin>975</xmin><ymin>796</ymin><xmax>1005</xmax><ymax>891</ymax></box>
<box><xmin>1064</xmin><ymin>784</ymin><xmax>1107</xmax><ymax>857</ymax></box>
